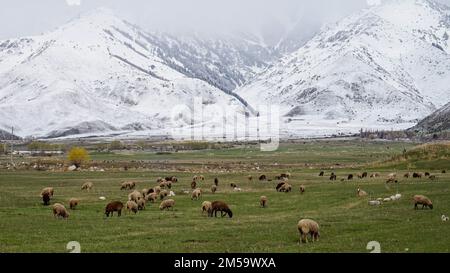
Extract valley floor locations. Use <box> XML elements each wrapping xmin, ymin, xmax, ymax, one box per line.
<box><xmin>0</xmin><ymin>140</ymin><xmax>449</xmax><ymax>253</ymax></box>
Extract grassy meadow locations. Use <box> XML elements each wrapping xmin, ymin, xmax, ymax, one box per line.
<box><xmin>0</xmin><ymin>140</ymin><xmax>449</xmax><ymax>253</ymax></box>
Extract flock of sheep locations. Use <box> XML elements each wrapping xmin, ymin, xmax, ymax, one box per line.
<box><xmin>39</xmin><ymin>169</ymin><xmax>444</xmax><ymax>244</ymax></box>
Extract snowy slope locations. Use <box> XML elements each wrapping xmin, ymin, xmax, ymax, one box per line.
<box><xmin>0</xmin><ymin>8</ymin><xmax>255</xmax><ymax>138</ymax></box>
<box><xmin>237</xmin><ymin>0</ymin><xmax>450</xmax><ymax>136</ymax></box>
<box><xmin>410</xmin><ymin>101</ymin><xmax>450</xmax><ymax>133</ymax></box>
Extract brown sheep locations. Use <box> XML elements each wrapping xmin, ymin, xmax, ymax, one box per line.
<box><xmin>191</xmin><ymin>189</ymin><xmax>202</xmax><ymax>200</ymax></box>
<box><xmin>329</xmin><ymin>173</ymin><xmax>337</xmax><ymax>181</ymax></box>
<box><xmin>319</xmin><ymin>171</ymin><xmax>324</xmax><ymax>177</ymax></box>
<box><xmin>413</xmin><ymin>195</ymin><xmax>433</xmax><ymax>210</ymax></box>
<box><xmin>259</xmin><ymin>174</ymin><xmax>267</xmax><ymax>181</ymax></box>
<box><xmin>214</xmin><ymin>178</ymin><xmax>219</xmax><ymax>186</ymax></box>
<box><xmin>209</xmin><ymin>201</ymin><xmax>233</xmax><ymax>218</ymax></box>
<box><xmin>128</xmin><ymin>190</ymin><xmax>142</xmax><ymax>202</ymax></box>
<box><xmin>69</xmin><ymin>198</ymin><xmax>79</xmax><ymax>210</ymax></box>
<box><xmin>137</xmin><ymin>199</ymin><xmax>146</xmax><ymax>210</ymax></box>
<box><xmin>297</xmin><ymin>219</ymin><xmax>320</xmax><ymax>243</ymax></box>
<box><xmin>52</xmin><ymin>203</ymin><xmax>69</xmax><ymax>219</ymax></box>
<box><xmin>424</xmin><ymin>172</ymin><xmax>430</xmax><ymax>177</ymax></box>
<box><xmin>159</xmin><ymin>199</ymin><xmax>175</xmax><ymax>210</ymax></box>
<box><xmin>105</xmin><ymin>201</ymin><xmax>123</xmax><ymax>217</ymax></box>
<box><xmin>413</xmin><ymin>172</ymin><xmax>422</xmax><ymax>178</ymax></box>
<box><xmin>211</xmin><ymin>185</ymin><xmax>217</xmax><ymax>194</ymax></box>
<box><xmin>248</xmin><ymin>175</ymin><xmax>253</xmax><ymax>181</ymax></box>
<box><xmin>386</xmin><ymin>178</ymin><xmax>398</xmax><ymax>184</ymax></box>
<box><xmin>41</xmin><ymin>187</ymin><xmax>54</xmax><ymax>197</ymax></box>
<box><xmin>429</xmin><ymin>175</ymin><xmax>437</xmax><ymax>180</ymax></box>
<box><xmin>159</xmin><ymin>190</ymin><xmax>169</xmax><ymax>200</ymax></box>
<box><xmin>81</xmin><ymin>182</ymin><xmax>93</xmax><ymax>191</ymax></box>
<box><xmin>362</xmin><ymin>172</ymin><xmax>368</xmax><ymax>178</ymax></box>
<box><xmin>260</xmin><ymin>196</ymin><xmax>268</xmax><ymax>208</ymax></box>
<box><xmin>300</xmin><ymin>185</ymin><xmax>306</xmax><ymax>194</ymax></box>
<box><xmin>279</xmin><ymin>183</ymin><xmax>292</xmax><ymax>193</ymax></box>
<box><xmin>276</xmin><ymin>182</ymin><xmax>286</xmax><ymax>192</ymax></box>
<box><xmin>153</xmin><ymin>186</ymin><xmax>161</xmax><ymax>195</ymax></box>
<box><xmin>230</xmin><ymin>183</ymin><xmax>237</xmax><ymax>188</ymax></box>
<box><xmin>42</xmin><ymin>192</ymin><xmax>51</xmax><ymax>206</ymax></box>
<box><xmin>357</xmin><ymin>188</ymin><xmax>367</xmax><ymax>197</ymax></box>
<box><xmin>347</xmin><ymin>174</ymin><xmax>354</xmax><ymax>180</ymax></box>
<box><xmin>145</xmin><ymin>192</ymin><xmax>158</xmax><ymax>203</ymax></box>
<box><xmin>126</xmin><ymin>200</ymin><xmax>138</xmax><ymax>214</ymax></box>
<box><xmin>191</xmin><ymin>180</ymin><xmax>197</xmax><ymax>189</ymax></box>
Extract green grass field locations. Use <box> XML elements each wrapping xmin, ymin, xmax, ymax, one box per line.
<box><xmin>0</xmin><ymin>140</ymin><xmax>449</xmax><ymax>253</ymax></box>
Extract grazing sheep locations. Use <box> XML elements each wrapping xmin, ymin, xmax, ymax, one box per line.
<box><xmin>319</xmin><ymin>171</ymin><xmax>324</xmax><ymax>177</ymax></box>
<box><xmin>191</xmin><ymin>181</ymin><xmax>197</xmax><ymax>189</ymax></box>
<box><xmin>192</xmin><ymin>175</ymin><xmax>198</xmax><ymax>181</ymax></box>
<box><xmin>370</xmin><ymin>173</ymin><xmax>380</xmax><ymax>178</ymax></box>
<box><xmin>369</xmin><ymin>200</ymin><xmax>382</xmax><ymax>206</ymax></box>
<box><xmin>362</xmin><ymin>172</ymin><xmax>368</xmax><ymax>178</ymax></box>
<box><xmin>386</xmin><ymin>178</ymin><xmax>398</xmax><ymax>184</ymax></box>
<box><xmin>156</xmin><ymin>177</ymin><xmax>164</xmax><ymax>183</ymax></box>
<box><xmin>260</xmin><ymin>196</ymin><xmax>268</xmax><ymax>208</ymax></box>
<box><xmin>165</xmin><ymin>176</ymin><xmax>177</xmax><ymax>182</ymax></box>
<box><xmin>297</xmin><ymin>219</ymin><xmax>320</xmax><ymax>243</ymax></box>
<box><xmin>429</xmin><ymin>175</ymin><xmax>437</xmax><ymax>180</ymax></box>
<box><xmin>159</xmin><ymin>199</ymin><xmax>175</xmax><ymax>210</ymax></box>
<box><xmin>209</xmin><ymin>201</ymin><xmax>233</xmax><ymax>218</ymax></box>
<box><xmin>81</xmin><ymin>182</ymin><xmax>93</xmax><ymax>191</ymax></box>
<box><xmin>69</xmin><ymin>198</ymin><xmax>79</xmax><ymax>210</ymax></box>
<box><xmin>126</xmin><ymin>200</ymin><xmax>138</xmax><ymax>214</ymax></box>
<box><xmin>280</xmin><ymin>173</ymin><xmax>291</xmax><ymax>179</ymax></box>
<box><xmin>413</xmin><ymin>172</ymin><xmax>422</xmax><ymax>178</ymax></box>
<box><xmin>153</xmin><ymin>186</ymin><xmax>161</xmax><ymax>195</ymax></box>
<box><xmin>233</xmin><ymin>187</ymin><xmax>242</xmax><ymax>192</ymax></box>
<box><xmin>230</xmin><ymin>183</ymin><xmax>237</xmax><ymax>188</ymax></box>
<box><xmin>357</xmin><ymin>188</ymin><xmax>368</xmax><ymax>197</ymax></box>
<box><xmin>276</xmin><ymin>182</ymin><xmax>286</xmax><ymax>192</ymax></box>
<box><xmin>248</xmin><ymin>175</ymin><xmax>253</xmax><ymax>181</ymax></box>
<box><xmin>137</xmin><ymin>199</ymin><xmax>146</xmax><ymax>210</ymax></box>
<box><xmin>383</xmin><ymin>197</ymin><xmax>392</xmax><ymax>202</ymax></box>
<box><xmin>442</xmin><ymin>170</ymin><xmax>446</xmax><ymax>174</ymax></box>
<box><xmin>413</xmin><ymin>195</ymin><xmax>433</xmax><ymax>210</ymax></box>
<box><xmin>404</xmin><ymin>173</ymin><xmax>410</xmax><ymax>178</ymax></box>
<box><xmin>329</xmin><ymin>173</ymin><xmax>337</xmax><ymax>181</ymax></box>
<box><xmin>191</xmin><ymin>189</ymin><xmax>202</xmax><ymax>200</ymax></box>
<box><xmin>145</xmin><ymin>192</ymin><xmax>158</xmax><ymax>203</ymax></box>
<box><xmin>159</xmin><ymin>190</ymin><xmax>169</xmax><ymax>200</ymax></box>
<box><xmin>199</xmin><ymin>175</ymin><xmax>205</xmax><ymax>181</ymax></box>
<box><xmin>53</xmin><ymin>203</ymin><xmax>69</xmax><ymax>219</ymax></box>
<box><xmin>201</xmin><ymin>201</ymin><xmax>212</xmax><ymax>214</ymax></box>
<box><xmin>442</xmin><ymin>215</ymin><xmax>449</xmax><ymax>222</ymax></box>
<box><xmin>42</xmin><ymin>192</ymin><xmax>51</xmax><ymax>206</ymax></box>
<box><xmin>348</xmin><ymin>174</ymin><xmax>354</xmax><ymax>180</ymax></box>
<box><xmin>128</xmin><ymin>190</ymin><xmax>142</xmax><ymax>202</ymax></box>
<box><xmin>105</xmin><ymin>201</ymin><xmax>124</xmax><ymax>217</ymax></box>
<box><xmin>279</xmin><ymin>183</ymin><xmax>292</xmax><ymax>193</ymax></box>
<box><xmin>211</xmin><ymin>185</ymin><xmax>217</xmax><ymax>194</ymax></box>
<box><xmin>259</xmin><ymin>175</ymin><xmax>267</xmax><ymax>181</ymax></box>
<box><xmin>214</xmin><ymin>178</ymin><xmax>219</xmax><ymax>186</ymax></box>
<box><xmin>300</xmin><ymin>185</ymin><xmax>306</xmax><ymax>194</ymax></box>
<box><xmin>41</xmin><ymin>187</ymin><xmax>54</xmax><ymax>197</ymax></box>
<box><xmin>120</xmin><ymin>181</ymin><xmax>135</xmax><ymax>190</ymax></box>
<box><xmin>141</xmin><ymin>188</ymin><xmax>149</xmax><ymax>197</ymax></box>
<box><xmin>424</xmin><ymin>172</ymin><xmax>430</xmax><ymax>177</ymax></box>
<box><xmin>168</xmin><ymin>191</ymin><xmax>176</xmax><ymax>197</ymax></box>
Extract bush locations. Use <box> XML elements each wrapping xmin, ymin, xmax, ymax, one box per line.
<box><xmin>68</xmin><ymin>147</ymin><xmax>90</xmax><ymax>168</ymax></box>
<box><xmin>109</xmin><ymin>141</ymin><xmax>123</xmax><ymax>150</ymax></box>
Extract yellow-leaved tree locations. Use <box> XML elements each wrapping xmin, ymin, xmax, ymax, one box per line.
<box><xmin>68</xmin><ymin>147</ymin><xmax>90</xmax><ymax>168</ymax></box>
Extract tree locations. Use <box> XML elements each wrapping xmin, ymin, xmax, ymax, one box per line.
<box><xmin>68</xmin><ymin>147</ymin><xmax>90</xmax><ymax>168</ymax></box>
<box><xmin>109</xmin><ymin>141</ymin><xmax>123</xmax><ymax>151</ymax></box>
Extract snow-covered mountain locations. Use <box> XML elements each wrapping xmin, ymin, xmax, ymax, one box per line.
<box><xmin>0</xmin><ymin>8</ymin><xmax>270</xmax><ymax>138</ymax></box>
<box><xmin>237</xmin><ymin>0</ymin><xmax>450</xmax><ymax>136</ymax></box>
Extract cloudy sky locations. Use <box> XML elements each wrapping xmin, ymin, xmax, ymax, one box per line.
<box><xmin>0</xmin><ymin>0</ymin><xmax>449</xmax><ymax>41</ymax></box>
